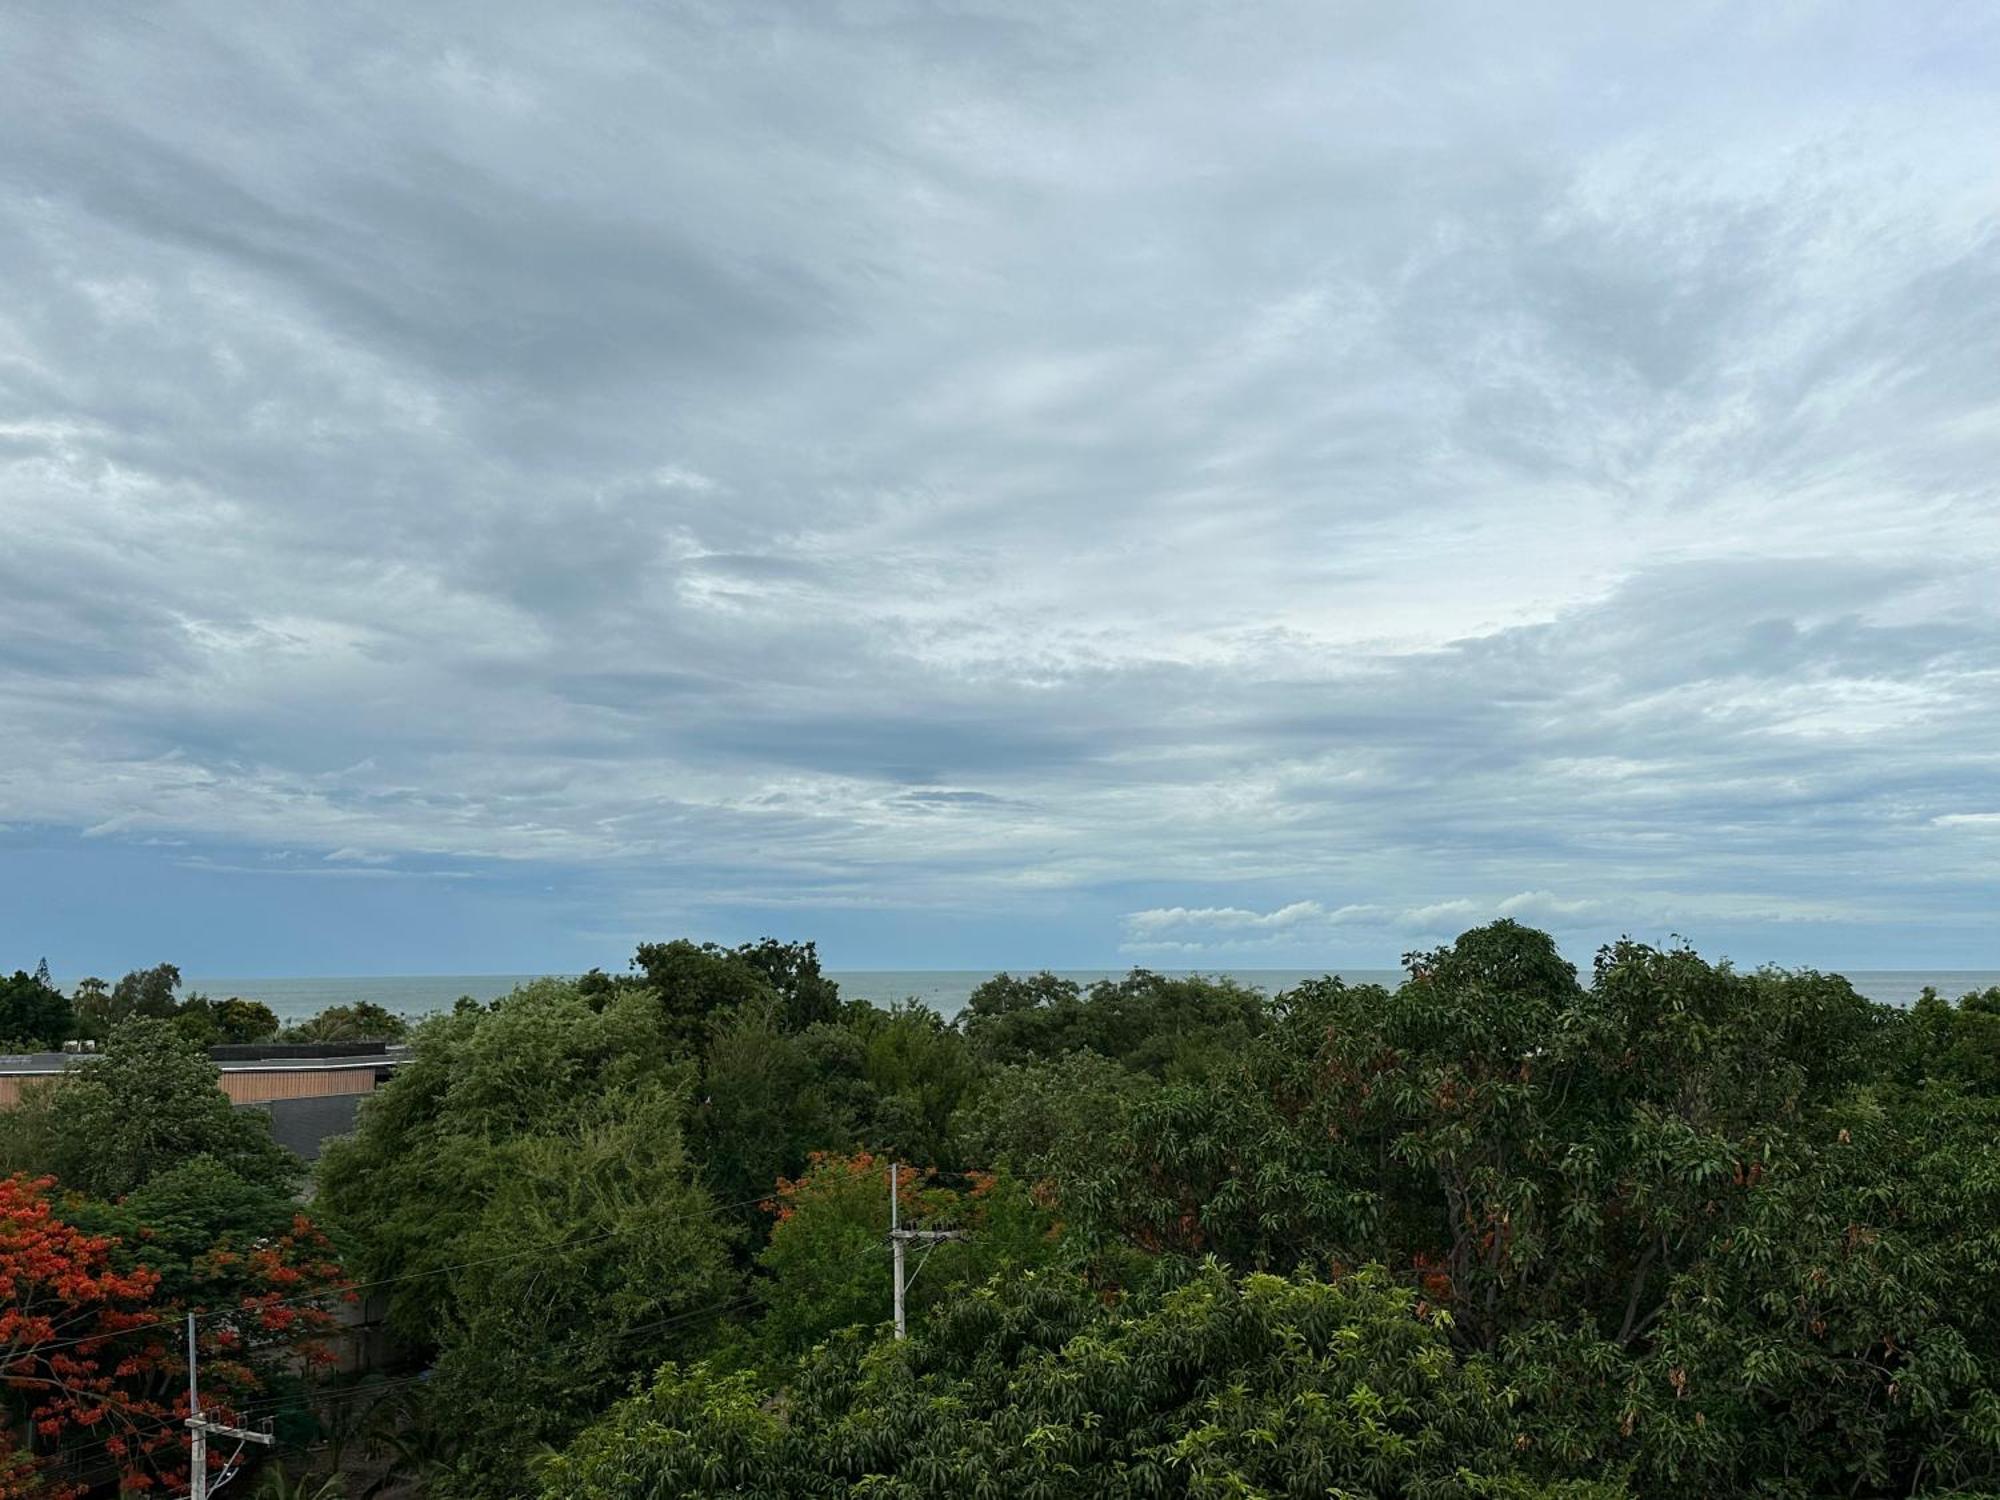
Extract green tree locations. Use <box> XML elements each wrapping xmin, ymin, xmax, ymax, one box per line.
<box><xmin>848</xmin><ymin>1002</ymin><xmax>980</xmax><ymax>1166</ymax></box>
<box><xmin>112</xmin><ymin>961</ymin><xmax>183</xmax><ymax>1020</ymax></box>
<box><xmin>1909</xmin><ymin>984</ymin><xmax>2000</xmax><ymax>1094</ymax></box>
<box><xmin>1013</xmin><ymin>924</ymin><xmax>2000</xmax><ymax>1496</ymax></box>
<box><xmin>633</xmin><ymin>939</ymin><xmax>778</xmax><ymax>1053</ymax></box>
<box><xmin>632</xmin><ymin>937</ymin><xmax>839</xmax><ymax>1050</ymax></box>
<box><xmin>750</xmin><ymin>1154</ymin><xmax>1059</xmax><ymax>1370</ymax></box>
<box><xmin>202</xmin><ymin>995</ymin><xmax>283</xmax><ymax>1043</ymax></box>
<box><xmin>953</xmin><ymin>1049</ymin><xmax>1153</xmax><ymax>1182</ymax></box>
<box><xmin>428</xmin><ymin>1087</ymin><xmax>737</xmax><ymax>1495</ymax></box>
<box><xmin>729</xmin><ymin>937</ymin><xmax>842</xmax><ymax>1032</ymax></box>
<box><xmin>0</xmin><ymin>966</ymin><xmax>72</xmax><ymax>1049</ymax></box>
<box><xmin>282</xmin><ymin>1000</ymin><xmax>407</xmax><ymax>1042</ymax></box>
<box><xmin>81</xmin><ymin>1154</ymin><xmax>307</xmax><ymax>1300</ymax></box>
<box><xmin>548</xmin><ymin>1262</ymin><xmax>1627</xmax><ymax>1500</ymax></box>
<box><xmin>314</xmin><ymin>978</ymin><xmax>737</xmax><ymax>1498</ymax></box>
<box><xmin>70</xmin><ymin>975</ymin><xmax>111</xmax><ymax>1036</ymax></box>
<box><xmin>536</xmin><ymin>1363</ymin><xmax>783</xmax><ymax>1500</ymax></box>
<box><xmin>961</xmin><ymin>968</ymin><xmax>1265</xmax><ymax>1076</ymax></box>
<box><xmin>0</xmin><ymin>1017</ymin><xmax>298</xmax><ymax>1198</ymax></box>
<box><xmin>310</xmin><ymin>923</ymin><xmax>2000</xmax><ymax>1500</ymax></box>
<box><xmin>691</xmin><ymin>999</ymin><xmax>839</xmax><ymax>1217</ymax></box>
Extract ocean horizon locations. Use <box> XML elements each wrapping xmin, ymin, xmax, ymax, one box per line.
<box><xmin>76</xmin><ymin>966</ymin><xmax>2000</xmax><ymax>1024</ymax></box>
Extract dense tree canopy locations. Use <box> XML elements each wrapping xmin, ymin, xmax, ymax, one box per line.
<box><xmin>109</xmin><ymin>964</ymin><xmax>182</xmax><ymax>1023</ymax></box>
<box><xmin>170</xmin><ymin>995</ymin><xmax>282</xmax><ymax>1048</ymax></box>
<box><xmin>17</xmin><ymin>925</ymin><xmax>1990</xmax><ymax>1500</ymax></box>
<box><xmin>0</xmin><ymin>1019</ymin><xmax>299</xmax><ymax>1199</ymax></box>
<box><xmin>0</xmin><ymin>967</ymin><xmax>71</xmax><ymax>1051</ymax></box>
<box><xmin>961</xmin><ymin>967</ymin><xmax>1266</xmax><ymax>1075</ymax></box>
<box><xmin>323</xmin><ymin>931</ymin><xmax>2000</xmax><ymax>1498</ymax></box>
<box><xmin>546</xmin><ymin>1263</ymin><xmax>1631</xmax><ymax>1500</ymax></box>
<box><xmin>9</xmin><ymin>961</ymin><xmax>308</xmax><ymax>1049</ymax></box>
<box><xmin>0</xmin><ymin>1170</ymin><xmax>348</xmax><ymax>1499</ymax></box>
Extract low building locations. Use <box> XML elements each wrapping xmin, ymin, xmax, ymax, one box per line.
<box><xmin>0</xmin><ymin>1042</ymin><xmax>404</xmax><ymax>1162</ymax></box>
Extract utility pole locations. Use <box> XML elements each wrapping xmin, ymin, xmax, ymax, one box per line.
<box><xmin>187</xmin><ymin>1315</ymin><xmax>203</xmax><ymax>1500</ymax></box>
<box><xmin>887</xmin><ymin>1161</ymin><xmax>964</xmax><ymax>1340</ymax></box>
<box><xmin>185</xmin><ymin>1312</ymin><xmax>274</xmax><ymax>1500</ymax></box>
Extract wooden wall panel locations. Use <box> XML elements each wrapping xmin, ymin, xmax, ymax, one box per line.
<box><xmin>219</xmin><ymin>1068</ymin><xmax>379</xmax><ymax>1104</ymax></box>
<box><xmin>0</xmin><ymin>1067</ymin><xmax>381</xmax><ymax>1108</ymax></box>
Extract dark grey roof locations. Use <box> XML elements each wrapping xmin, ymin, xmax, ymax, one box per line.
<box><xmin>210</xmin><ymin>1042</ymin><xmax>389</xmax><ymax>1062</ymax></box>
<box><xmin>0</xmin><ymin>1047</ymin><xmax>409</xmax><ymax>1075</ymax></box>
<box><xmin>0</xmin><ymin>1052</ymin><xmax>75</xmax><ymax>1074</ymax></box>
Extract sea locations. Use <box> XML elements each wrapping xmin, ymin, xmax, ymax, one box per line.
<box><xmin>166</xmin><ymin>968</ymin><xmax>2000</xmax><ymax>1025</ymax></box>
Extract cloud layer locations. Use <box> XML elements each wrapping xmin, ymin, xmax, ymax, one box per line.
<box><xmin>2</xmin><ymin>2</ymin><xmax>1997</xmax><ymax>969</ymax></box>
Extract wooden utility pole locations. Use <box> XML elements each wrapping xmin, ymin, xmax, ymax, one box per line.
<box><xmin>887</xmin><ymin>1161</ymin><xmax>964</xmax><ymax>1339</ymax></box>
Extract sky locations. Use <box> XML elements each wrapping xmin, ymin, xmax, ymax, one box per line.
<box><xmin>2</xmin><ymin>1</ymin><xmax>1998</xmax><ymax>977</ymax></box>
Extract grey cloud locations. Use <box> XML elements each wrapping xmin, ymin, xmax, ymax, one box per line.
<box><xmin>1</xmin><ymin>0</ymin><xmax>1997</xmax><ymax>959</ymax></box>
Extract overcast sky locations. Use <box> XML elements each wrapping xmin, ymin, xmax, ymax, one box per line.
<box><xmin>3</xmin><ymin>2</ymin><xmax>1998</xmax><ymax>977</ymax></box>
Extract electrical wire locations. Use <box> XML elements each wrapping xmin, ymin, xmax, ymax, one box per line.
<box><xmin>900</xmin><ymin>1230</ymin><xmax>953</xmax><ymax>1297</ymax></box>
<box><xmin>25</xmin><ymin>1238</ymin><xmax>894</xmax><ymax>1483</ymax></box>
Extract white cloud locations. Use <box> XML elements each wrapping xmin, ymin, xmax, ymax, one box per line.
<box><xmin>1</xmin><ymin>2</ymin><xmax>1997</xmax><ymax>960</ymax></box>
<box><xmin>1495</xmin><ymin>890</ymin><xmax>1608</xmax><ymax>921</ymax></box>
<box><xmin>1123</xmin><ymin>901</ymin><xmax>1326</xmax><ymax>937</ymax></box>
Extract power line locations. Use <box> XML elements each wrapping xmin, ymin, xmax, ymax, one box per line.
<box><xmin>188</xmin><ymin>1310</ymin><xmax>275</xmax><ymax>1500</ymax></box>
<box><xmin>26</xmin><ymin>1238</ymin><xmax>892</xmax><ymax>1482</ymax></box>
<box><xmin>23</xmin><ymin>1166</ymin><xmax>961</xmax><ymax>1491</ymax></box>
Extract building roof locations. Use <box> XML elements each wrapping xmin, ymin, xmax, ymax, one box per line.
<box><xmin>0</xmin><ymin>1046</ymin><xmax>408</xmax><ymax>1075</ymax></box>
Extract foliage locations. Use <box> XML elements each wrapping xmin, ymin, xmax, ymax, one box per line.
<box><xmin>727</xmin><ymin>938</ymin><xmax>843</xmax><ymax>1032</ymax></box>
<box><xmin>279</xmin><ymin>1002</ymin><xmax>407</xmax><ymax>1044</ymax></box>
<box><xmin>314</xmin><ymin>978</ymin><xmax>735</xmax><ymax>1498</ymax></box>
<box><xmin>688</xmin><ymin>999</ymin><xmax>837</xmax><ymax>1218</ymax></box>
<box><xmin>317</xmin><ymin>979</ymin><xmax>688</xmax><ymax>1335</ymax></box>
<box><xmin>841</xmin><ymin>1003</ymin><xmax>981</xmax><ymax>1166</ymax></box>
<box><xmin>77</xmin><ymin>1156</ymin><xmax>324</xmax><ymax>1305</ymax></box>
<box><xmin>952</xmin><ymin>1049</ymin><xmax>1153</xmax><ymax>1193</ymax></box>
<box><xmin>0</xmin><ymin>968</ymin><xmax>72</xmax><ymax>1051</ymax></box>
<box><xmin>111</xmin><ymin>965</ymin><xmax>183</xmax><ymax>1023</ymax></box>
<box><xmin>946</xmin><ymin>924</ymin><xmax>2000</xmax><ymax>1497</ymax></box>
<box><xmin>633</xmin><ymin>938</ymin><xmax>839</xmax><ymax>1050</ymax></box>
<box><xmin>1908</xmin><ymin>984</ymin><xmax>2000</xmax><ymax>1094</ymax></box>
<box><xmin>298</xmin><ymin>923</ymin><xmax>2000</xmax><ymax>1499</ymax></box>
<box><xmin>0</xmin><ymin>1173</ymin><xmax>347</xmax><ymax>1499</ymax></box>
<box><xmin>548</xmin><ymin>1262</ymin><xmax>1629</xmax><ymax>1500</ymax></box>
<box><xmin>172</xmin><ymin>996</ymin><xmax>282</xmax><ymax>1048</ymax></box>
<box><xmin>0</xmin><ymin>1019</ymin><xmax>298</xmax><ymax>1200</ymax></box>
<box><xmin>65</xmin><ymin>963</ymin><xmax>281</xmax><ymax>1048</ymax></box>
<box><xmin>68</xmin><ymin>979</ymin><xmax>110</xmax><ymax>1038</ymax></box>
<box><xmin>253</xmin><ymin>1467</ymin><xmax>346</xmax><ymax>1500</ymax></box>
<box><xmin>0</xmin><ymin>1173</ymin><xmax>172</xmax><ymax>1498</ymax></box>
<box><xmin>536</xmin><ymin>1362</ymin><xmax>781</xmax><ymax>1500</ymax></box>
<box><xmin>425</xmin><ymin>1087</ymin><xmax>736</xmax><ymax>1493</ymax></box>
<box><xmin>961</xmin><ymin>968</ymin><xmax>1266</xmax><ymax>1075</ymax></box>
<box><xmin>749</xmin><ymin>1153</ymin><xmax>1058</xmax><ymax>1366</ymax></box>
<box><xmin>693</xmin><ymin>998</ymin><xmax>979</xmax><ymax>1230</ymax></box>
